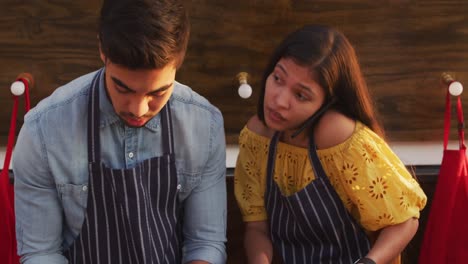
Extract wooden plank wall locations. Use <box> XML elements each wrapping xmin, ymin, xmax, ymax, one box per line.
<box><xmin>0</xmin><ymin>2</ymin><xmax>462</xmax><ymax>263</ymax></box>
<box><xmin>1</xmin><ymin>1</ymin><xmax>468</xmax><ymax>144</ymax></box>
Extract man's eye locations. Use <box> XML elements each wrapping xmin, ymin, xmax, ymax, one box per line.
<box><xmin>150</xmin><ymin>90</ymin><xmax>167</xmax><ymax>97</ymax></box>
<box><xmin>116</xmin><ymin>88</ymin><xmax>130</xmax><ymax>94</ymax></box>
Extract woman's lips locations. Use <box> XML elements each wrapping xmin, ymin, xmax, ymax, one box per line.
<box><xmin>268</xmin><ymin>108</ymin><xmax>286</xmax><ymax>123</ymax></box>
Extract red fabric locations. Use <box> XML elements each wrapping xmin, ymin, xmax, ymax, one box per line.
<box><xmin>1</xmin><ymin>78</ymin><xmax>30</xmax><ymax>264</ymax></box>
<box><xmin>419</xmin><ymin>91</ymin><xmax>468</xmax><ymax>263</ymax></box>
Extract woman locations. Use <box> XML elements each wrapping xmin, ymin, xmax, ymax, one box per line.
<box><xmin>234</xmin><ymin>24</ymin><xmax>427</xmax><ymax>264</ymax></box>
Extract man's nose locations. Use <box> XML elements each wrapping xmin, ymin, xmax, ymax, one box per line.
<box><xmin>128</xmin><ymin>97</ymin><xmax>149</xmax><ymax>117</ymax></box>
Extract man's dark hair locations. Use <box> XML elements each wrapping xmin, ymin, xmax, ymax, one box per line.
<box><xmin>98</xmin><ymin>0</ymin><xmax>190</xmax><ymax>69</ymax></box>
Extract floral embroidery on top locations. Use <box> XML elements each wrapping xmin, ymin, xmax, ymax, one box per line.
<box><xmin>399</xmin><ymin>190</ymin><xmax>410</xmax><ymax>211</ymax></box>
<box><xmin>245</xmin><ymin>160</ymin><xmax>261</xmax><ymax>180</ymax></box>
<box><xmin>276</xmin><ymin>168</ymin><xmax>296</xmax><ymax>194</ymax></box>
<box><xmin>361</xmin><ymin>143</ymin><xmax>378</xmax><ymax>163</ymax></box>
<box><xmin>242</xmin><ymin>183</ymin><xmax>254</xmax><ymax>201</ymax></box>
<box><xmin>262</xmin><ymin>143</ymin><xmax>269</xmax><ymax>156</ymax></box>
<box><xmin>369</xmin><ymin>177</ymin><xmax>388</xmax><ymax>199</ymax></box>
<box><xmin>345</xmin><ymin>197</ymin><xmax>353</xmax><ymax>208</ymax></box>
<box><xmin>287</xmin><ymin>151</ymin><xmax>298</xmax><ymax>166</ymax></box>
<box><xmin>234</xmin><ymin>123</ymin><xmax>427</xmax><ymax>230</ymax></box>
<box><xmin>321</xmin><ymin>154</ymin><xmax>334</xmax><ymax>163</ymax></box>
<box><xmin>247</xmin><ymin>142</ymin><xmax>259</xmax><ymax>156</ymax></box>
<box><xmin>356</xmin><ymin>198</ymin><xmax>365</xmax><ymax>211</ymax></box>
<box><xmin>247</xmin><ymin>205</ymin><xmax>265</xmax><ymax>216</ymax></box>
<box><xmin>341</xmin><ymin>162</ymin><xmax>359</xmax><ymax>184</ymax></box>
<box><xmin>303</xmin><ymin>175</ymin><xmax>313</xmax><ymax>186</ymax></box>
<box><xmin>376</xmin><ymin>213</ymin><xmax>395</xmax><ymax>226</ymax></box>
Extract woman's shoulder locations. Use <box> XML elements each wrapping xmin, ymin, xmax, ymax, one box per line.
<box><xmin>314</xmin><ymin>110</ymin><xmax>356</xmax><ymax>149</ymax></box>
<box><xmin>246</xmin><ymin>115</ymin><xmax>275</xmax><ymax>139</ymax></box>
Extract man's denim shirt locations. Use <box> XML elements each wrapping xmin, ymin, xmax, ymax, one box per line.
<box><xmin>13</xmin><ymin>69</ymin><xmax>227</xmax><ymax>264</ymax></box>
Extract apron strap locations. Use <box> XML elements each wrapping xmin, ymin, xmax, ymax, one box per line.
<box><xmin>443</xmin><ymin>90</ymin><xmax>465</xmax><ymax>150</ymax></box>
<box><xmin>1</xmin><ymin>77</ymin><xmax>31</xmax><ymax>181</ymax></box>
<box><xmin>160</xmin><ymin>101</ymin><xmax>174</xmax><ymax>154</ymax></box>
<box><xmin>266</xmin><ymin>132</ymin><xmax>280</xmax><ymax>185</ymax></box>
<box><xmin>87</xmin><ymin>69</ymin><xmax>104</xmax><ymax>163</ymax></box>
<box><xmin>266</xmin><ymin>131</ymin><xmax>328</xmax><ymax>183</ymax></box>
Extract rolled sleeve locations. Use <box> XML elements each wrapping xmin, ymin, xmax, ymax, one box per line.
<box><xmin>21</xmin><ymin>254</ymin><xmax>68</xmax><ymax>264</ymax></box>
<box><xmin>182</xmin><ymin>176</ymin><xmax>227</xmax><ymax>263</ymax></box>
<box><xmin>182</xmin><ymin>112</ymin><xmax>227</xmax><ymax>263</ymax></box>
<box><xmin>13</xmin><ymin>119</ymin><xmax>67</xmax><ymax>264</ymax></box>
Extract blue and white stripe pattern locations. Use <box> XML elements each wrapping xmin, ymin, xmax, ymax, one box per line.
<box><xmin>265</xmin><ymin>132</ymin><xmax>371</xmax><ymax>263</ymax></box>
<box><xmin>66</xmin><ymin>70</ymin><xmax>182</xmax><ymax>263</ymax></box>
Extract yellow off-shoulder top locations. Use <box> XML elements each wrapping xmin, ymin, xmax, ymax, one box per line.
<box><xmin>234</xmin><ymin>121</ymin><xmax>427</xmax><ymax>231</ymax></box>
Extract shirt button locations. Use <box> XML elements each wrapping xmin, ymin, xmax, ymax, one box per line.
<box><xmin>128</xmin><ymin>152</ymin><xmax>134</xmax><ymax>158</ymax></box>
<box><xmin>82</xmin><ymin>185</ymin><xmax>88</xmax><ymax>192</ymax></box>
<box><xmin>177</xmin><ymin>184</ymin><xmax>182</xmax><ymax>190</ymax></box>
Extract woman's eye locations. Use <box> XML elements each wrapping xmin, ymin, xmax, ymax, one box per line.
<box><xmin>273</xmin><ymin>74</ymin><xmax>281</xmax><ymax>82</ymax></box>
<box><xmin>296</xmin><ymin>93</ymin><xmax>308</xmax><ymax>101</ymax></box>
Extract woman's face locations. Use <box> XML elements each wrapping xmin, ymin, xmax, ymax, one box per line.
<box><xmin>263</xmin><ymin>57</ymin><xmax>326</xmax><ymax>133</ymax></box>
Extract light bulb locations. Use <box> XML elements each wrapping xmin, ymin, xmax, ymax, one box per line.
<box><xmin>449</xmin><ymin>81</ymin><xmax>463</xmax><ymax>96</ymax></box>
<box><xmin>238</xmin><ymin>83</ymin><xmax>252</xmax><ymax>99</ymax></box>
<box><xmin>11</xmin><ymin>81</ymin><xmax>25</xmax><ymax>96</ymax></box>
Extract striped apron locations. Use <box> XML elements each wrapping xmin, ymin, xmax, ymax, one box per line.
<box><xmin>265</xmin><ymin>132</ymin><xmax>371</xmax><ymax>263</ymax></box>
<box><xmin>65</xmin><ymin>69</ymin><xmax>182</xmax><ymax>263</ymax></box>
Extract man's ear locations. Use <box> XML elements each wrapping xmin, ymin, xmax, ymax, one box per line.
<box><xmin>98</xmin><ymin>36</ymin><xmax>107</xmax><ymax>64</ymax></box>
<box><xmin>99</xmin><ymin>51</ymin><xmax>107</xmax><ymax>64</ymax></box>
<box><xmin>99</xmin><ymin>48</ymin><xmax>106</xmax><ymax>64</ymax></box>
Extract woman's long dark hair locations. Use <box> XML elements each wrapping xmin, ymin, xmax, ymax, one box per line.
<box><xmin>257</xmin><ymin>24</ymin><xmax>384</xmax><ymax>137</ymax></box>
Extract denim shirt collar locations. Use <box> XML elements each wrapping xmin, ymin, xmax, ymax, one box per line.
<box><xmin>97</xmin><ymin>67</ymin><xmax>161</xmax><ymax>132</ymax></box>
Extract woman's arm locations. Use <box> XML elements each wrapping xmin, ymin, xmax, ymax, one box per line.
<box><xmin>364</xmin><ymin>217</ymin><xmax>419</xmax><ymax>264</ymax></box>
<box><xmin>244</xmin><ymin>221</ymin><xmax>273</xmax><ymax>264</ymax></box>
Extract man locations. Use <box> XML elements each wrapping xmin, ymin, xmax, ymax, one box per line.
<box><xmin>13</xmin><ymin>0</ymin><xmax>227</xmax><ymax>263</ymax></box>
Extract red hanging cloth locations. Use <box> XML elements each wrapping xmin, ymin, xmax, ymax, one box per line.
<box><xmin>0</xmin><ymin>77</ymin><xmax>30</xmax><ymax>264</ymax></box>
<box><xmin>419</xmin><ymin>90</ymin><xmax>468</xmax><ymax>263</ymax></box>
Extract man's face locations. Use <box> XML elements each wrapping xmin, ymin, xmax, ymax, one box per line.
<box><xmin>101</xmin><ymin>55</ymin><xmax>177</xmax><ymax>128</ymax></box>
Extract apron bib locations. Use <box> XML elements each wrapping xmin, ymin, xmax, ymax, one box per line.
<box><xmin>265</xmin><ymin>132</ymin><xmax>370</xmax><ymax>263</ymax></box>
<box><xmin>419</xmin><ymin>91</ymin><xmax>468</xmax><ymax>263</ymax></box>
<box><xmin>65</xmin><ymin>69</ymin><xmax>182</xmax><ymax>264</ymax></box>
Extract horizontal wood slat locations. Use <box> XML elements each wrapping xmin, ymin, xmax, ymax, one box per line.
<box><xmin>1</xmin><ymin>1</ymin><xmax>467</xmax><ymax>144</ymax></box>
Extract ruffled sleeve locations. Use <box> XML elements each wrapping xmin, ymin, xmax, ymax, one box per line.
<box><xmin>319</xmin><ymin>122</ymin><xmax>427</xmax><ymax>231</ymax></box>
<box><xmin>234</xmin><ymin>127</ymin><xmax>270</xmax><ymax>222</ymax></box>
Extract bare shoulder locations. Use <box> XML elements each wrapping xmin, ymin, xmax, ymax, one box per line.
<box><xmin>246</xmin><ymin>115</ymin><xmax>275</xmax><ymax>138</ymax></box>
<box><xmin>314</xmin><ymin>110</ymin><xmax>355</xmax><ymax>149</ymax></box>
